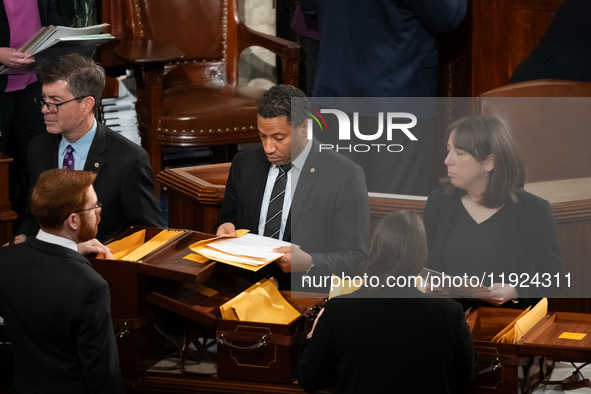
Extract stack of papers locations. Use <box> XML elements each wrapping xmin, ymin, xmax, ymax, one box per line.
<box><xmin>0</xmin><ymin>24</ymin><xmax>113</xmax><ymax>75</ymax></box>
<box><xmin>220</xmin><ymin>278</ymin><xmax>301</xmax><ymax>324</ymax></box>
<box><xmin>492</xmin><ymin>298</ymin><xmax>548</xmax><ymax>344</ymax></box>
<box><xmin>190</xmin><ymin>231</ymin><xmax>291</xmax><ymax>272</ymax></box>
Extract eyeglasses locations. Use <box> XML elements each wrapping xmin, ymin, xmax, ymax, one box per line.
<box><xmin>74</xmin><ymin>201</ymin><xmax>102</xmax><ymax>214</ymax></box>
<box><xmin>34</xmin><ymin>94</ymin><xmax>92</xmax><ymax>113</ymax></box>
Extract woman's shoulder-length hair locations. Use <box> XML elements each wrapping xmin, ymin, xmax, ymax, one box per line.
<box><xmin>441</xmin><ymin>115</ymin><xmax>525</xmax><ymax>208</ymax></box>
<box><xmin>358</xmin><ymin>210</ymin><xmax>427</xmax><ymax>284</ymax></box>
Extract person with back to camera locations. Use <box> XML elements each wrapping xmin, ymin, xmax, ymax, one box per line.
<box><xmin>423</xmin><ymin>115</ymin><xmax>565</xmax><ymax>308</ymax></box>
<box><xmin>297</xmin><ymin>211</ymin><xmax>475</xmax><ymax>394</ymax></box>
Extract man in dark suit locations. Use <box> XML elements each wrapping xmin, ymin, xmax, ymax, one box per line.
<box><xmin>299</xmin><ymin>0</ymin><xmax>466</xmax><ymax>195</ymax></box>
<box><xmin>14</xmin><ymin>53</ymin><xmax>162</xmax><ymax>245</ymax></box>
<box><xmin>0</xmin><ymin>168</ymin><xmax>123</xmax><ymax>393</ymax></box>
<box><xmin>217</xmin><ymin>85</ymin><xmax>369</xmax><ymax>289</ymax></box>
<box><xmin>510</xmin><ymin>0</ymin><xmax>591</xmax><ymax>83</ymax></box>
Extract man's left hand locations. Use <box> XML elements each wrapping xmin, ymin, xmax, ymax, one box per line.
<box><xmin>273</xmin><ymin>245</ymin><xmax>313</xmax><ymax>273</ymax></box>
<box><xmin>77</xmin><ymin>239</ymin><xmax>113</xmax><ymax>260</ymax></box>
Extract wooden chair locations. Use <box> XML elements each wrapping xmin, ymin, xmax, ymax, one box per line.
<box><xmin>114</xmin><ymin>0</ymin><xmax>299</xmax><ymax>176</ymax></box>
<box><xmin>478</xmin><ymin>80</ymin><xmax>591</xmax><ymax>182</ymax></box>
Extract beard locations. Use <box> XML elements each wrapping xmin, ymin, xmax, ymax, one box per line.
<box><xmin>78</xmin><ymin>212</ymin><xmax>100</xmax><ymax>242</ymax></box>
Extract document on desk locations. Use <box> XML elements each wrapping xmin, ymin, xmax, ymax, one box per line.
<box><xmin>189</xmin><ymin>232</ymin><xmax>292</xmax><ymax>272</ymax></box>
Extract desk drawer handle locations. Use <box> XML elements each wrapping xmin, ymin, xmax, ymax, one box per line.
<box><xmin>477</xmin><ymin>357</ymin><xmax>502</xmax><ymax>375</ymax></box>
<box><xmin>217</xmin><ymin>333</ymin><xmax>267</xmax><ymax>351</ymax></box>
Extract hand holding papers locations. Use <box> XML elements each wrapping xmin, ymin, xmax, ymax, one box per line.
<box><xmin>0</xmin><ymin>24</ymin><xmax>114</xmax><ymax>75</ymax></box>
<box><xmin>190</xmin><ymin>232</ymin><xmax>293</xmax><ymax>272</ymax></box>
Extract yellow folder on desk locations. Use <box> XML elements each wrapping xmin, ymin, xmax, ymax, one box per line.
<box><xmin>492</xmin><ymin>298</ymin><xmax>548</xmax><ymax>344</ymax></box>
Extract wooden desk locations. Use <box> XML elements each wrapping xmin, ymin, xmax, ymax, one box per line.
<box><xmin>157</xmin><ymin>164</ymin><xmax>229</xmax><ymax>234</ymax></box>
<box><xmin>0</xmin><ymin>153</ymin><xmax>17</xmax><ymax>245</ymax></box>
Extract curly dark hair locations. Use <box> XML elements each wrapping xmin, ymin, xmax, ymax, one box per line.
<box><xmin>257</xmin><ymin>84</ymin><xmax>310</xmax><ymax>127</ymax></box>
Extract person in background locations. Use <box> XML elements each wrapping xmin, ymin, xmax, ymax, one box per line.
<box><xmin>0</xmin><ymin>168</ymin><xmax>123</xmax><ymax>394</ymax></box>
<box><xmin>297</xmin><ymin>211</ymin><xmax>475</xmax><ymax>394</ymax></box>
<box><xmin>423</xmin><ymin>115</ymin><xmax>565</xmax><ymax>308</ymax></box>
<box><xmin>289</xmin><ymin>5</ymin><xmax>319</xmax><ymax>96</ymax></box>
<box><xmin>14</xmin><ymin>53</ymin><xmax>163</xmax><ymax>245</ymax></box>
<box><xmin>0</xmin><ymin>0</ymin><xmax>62</xmax><ymax>227</ymax></box>
<box><xmin>299</xmin><ymin>0</ymin><xmax>467</xmax><ymax>196</ymax></box>
<box><xmin>510</xmin><ymin>0</ymin><xmax>591</xmax><ymax>83</ymax></box>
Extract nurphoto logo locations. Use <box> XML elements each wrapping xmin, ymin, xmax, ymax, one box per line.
<box><xmin>305</xmin><ymin>108</ymin><xmax>419</xmax><ymax>153</ymax></box>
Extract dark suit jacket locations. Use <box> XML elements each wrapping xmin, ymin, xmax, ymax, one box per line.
<box><xmin>0</xmin><ymin>237</ymin><xmax>123</xmax><ymax>394</ymax></box>
<box><xmin>423</xmin><ymin>189</ymin><xmax>565</xmax><ymax>301</ymax></box>
<box><xmin>0</xmin><ymin>0</ymin><xmax>62</xmax><ymax>92</ymax></box>
<box><xmin>297</xmin><ymin>287</ymin><xmax>475</xmax><ymax>394</ymax></box>
<box><xmin>510</xmin><ymin>0</ymin><xmax>591</xmax><ymax>83</ymax></box>
<box><xmin>19</xmin><ymin>122</ymin><xmax>163</xmax><ymax>242</ymax></box>
<box><xmin>300</xmin><ymin>0</ymin><xmax>466</xmax><ymax>97</ymax></box>
<box><xmin>217</xmin><ymin>139</ymin><xmax>369</xmax><ymax>282</ymax></box>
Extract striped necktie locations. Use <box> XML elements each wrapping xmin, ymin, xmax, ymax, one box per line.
<box><xmin>263</xmin><ymin>164</ymin><xmax>292</xmax><ymax>239</ymax></box>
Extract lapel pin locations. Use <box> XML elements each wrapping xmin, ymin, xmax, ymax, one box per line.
<box><xmin>94</xmin><ymin>162</ymin><xmax>99</xmax><ymax>168</ymax></box>
<box><xmin>310</xmin><ymin>168</ymin><xmax>315</xmax><ymax>173</ymax></box>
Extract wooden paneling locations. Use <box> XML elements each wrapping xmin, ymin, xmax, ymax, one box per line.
<box><xmin>0</xmin><ymin>154</ymin><xmax>17</xmax><ymax>245</ymax></box>
<box><xmin>442</xmin><ymin>0</ymin><xmax>563</xmax><ymax>97</ymax></box>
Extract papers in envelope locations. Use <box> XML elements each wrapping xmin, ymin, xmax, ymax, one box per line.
<box><xmin>420</xmin><ymin>268</ymin><xmax>492</xmax><ymax>297</ymax></box>
<box><xmin>190</xmin><ymin>232</ymin><xmax>292</xmax><ymax>272</ymax></box>
<box><xmin>492</xmin><ymin>298</ymin><xmax>548</xmax><ymax>344</ymax></box>
<box><xmin>220</xmin><ymin>278</ymin><xmax>300</xmax><ymax>324</ymax></box>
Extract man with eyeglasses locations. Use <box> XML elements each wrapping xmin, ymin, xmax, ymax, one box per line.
<box><xmin>14</xmin><ymin>53</ymin><xmax>163</xmax><ymax>247</ymax></box>
<box><xmin>0</xmin><ymin>168</ymin><xmax>124</xmax><ymax>393</ymax></box>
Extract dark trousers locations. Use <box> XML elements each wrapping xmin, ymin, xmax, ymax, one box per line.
<box><xmin>0</xmin><ymin>81</ymin><xmax>47</xmax><ymax>229</ymax></box>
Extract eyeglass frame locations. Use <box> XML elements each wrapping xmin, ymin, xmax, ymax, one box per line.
<box><xmin>34</xmin><ymin>94</ymin><xmax>93</xmax><ymax>113</ymax></box>
<box><xmin>61</xmin><ymin>201</ymin><xmax>102</xmax><ymax>223</ymax></box>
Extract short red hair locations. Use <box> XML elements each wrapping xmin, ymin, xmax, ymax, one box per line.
<box><xmin>31</xmin><ymin>169</ymin><xmax>97</xmax><ymax>230</ymax></box>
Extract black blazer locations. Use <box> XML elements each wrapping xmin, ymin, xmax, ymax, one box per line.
<box><xmin>510</xmin><ymin>0</ymin><xmax>591</xmax><ymax>83</ymax></box>
<box><xmin>297</xmin><ymin>287</ymin><xmax>475</xmax><ymax>394</ymax></box>
<box><xmin>217</xmin><ymin>139</ymin><xmax>369</xmax><ymax>279</ymax></box>
<box><xmin>423</xmin><ymin>189</ymin><xmax>565</xmax><ymax>300</ymax></box>
<box><xmin>0</xmin><ymin>237</ymin><xmax>123</xmax><ymax>393</ymax></box>
<box><xmin>19</xmin><ymin>122</ymin><xmax>163</xmax><ymax>242</ymax></box>
<box><xmin>0</xmin><ymin>0</ymin><xmax>62</xmax><ymax>92</ymax></box>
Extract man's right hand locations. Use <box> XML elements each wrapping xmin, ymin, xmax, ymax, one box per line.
<box><xmin>78</xmin><ymin>239</ymin><xmax>113</xmax><ymax>260</ymax></box>
<box><xmin>2</xmin><ymin>234</ymin><xmax>27</xmax><ymax>247</ymax></box>
<box><xmin>216</xmin><ymin>222</ymin><xmax>237</xmax><ymax>237</ymax></box>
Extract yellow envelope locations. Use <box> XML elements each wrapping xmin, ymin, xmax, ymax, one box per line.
<box><xmin>515</xmin><ymin>298</ymin><xmax>548</xmax><ymax>342</ymax></box>
<box><xmin>491</xmin><ymin>306</ymin><xmax>531</xmax><ymax>344</ymax></box>
<box><xmin>108</xmin><ymin>229</ymin><xmax>146</xmax><ymax>260</ymax></box>
<box><xmin>221</xmin><ymin>278</ymin><xmax>300</xmax><ymax>324</ymax></box>
<box><xmin>328</xmin><ymin>276</ymin><xmax>361</xmax><ymax>299</ymax></box>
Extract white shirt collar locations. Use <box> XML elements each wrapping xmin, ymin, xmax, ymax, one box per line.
<box><xmin>290</xmin><ymin>139</ymin><xmax>312</xmax><ymax>172</ymax></box>
<box><xmin>36</xmin><ymin>229</ymin><xmax>78</xmax><ymax>253</ymax></box>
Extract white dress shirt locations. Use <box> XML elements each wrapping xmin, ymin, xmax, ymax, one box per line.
<box><xmin>258</xmin><ymin>140</ymin><xmax>312</xmax><ymax>240</ymax></box>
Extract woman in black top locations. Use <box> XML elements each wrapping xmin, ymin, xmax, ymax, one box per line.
<box><xmin>297</xmin><ymin>211</ymin><xmax>475</xmax><ymax>394</ymax></box>
<box><xmin>423</xmin><ymin>115</ymin><xmax>565</xmax><ymax>307</ymax></box>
